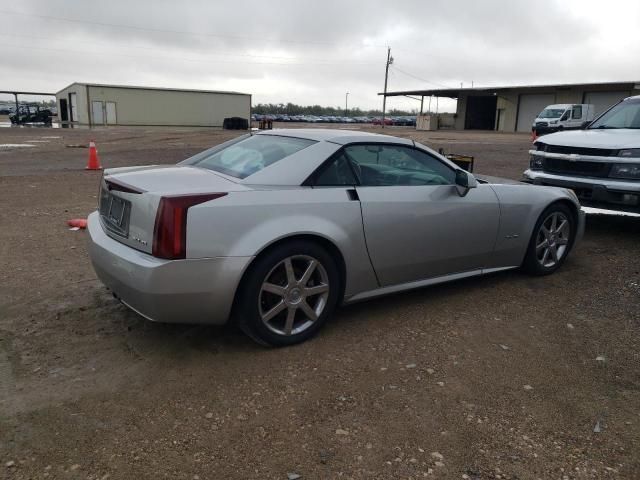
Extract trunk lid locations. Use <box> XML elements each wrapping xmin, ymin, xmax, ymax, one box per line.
<box><xmin>105</xmin><ymin>165</ymin><xmax>247</xmax><ymax>194</ymax></box>
<box><xmin>98</xmin><ymin>165</ymin><xmax>250</xmax><ymax>254</ymax></box>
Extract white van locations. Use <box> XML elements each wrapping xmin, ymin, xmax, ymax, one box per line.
<box><xmin>532</xmin><ymin>104</ymin><xmax>595</xmax><ymax>135</ymax></box>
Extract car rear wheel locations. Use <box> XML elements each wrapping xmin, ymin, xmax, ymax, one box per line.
<box><xmin>523</xmin><ymin>203</ymin><xmax>575</xmax><ymax>275</ymax></box>
<box><xmin>236</xmin><ymin>241</ymin><xmax>340</xmax><ymax>347</ymax></box>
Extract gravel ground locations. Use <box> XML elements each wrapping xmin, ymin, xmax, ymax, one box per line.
<box><xmin>1</xmin><ymin>124</ymin><xmax>639</xmax><ymax>479</ymax></box>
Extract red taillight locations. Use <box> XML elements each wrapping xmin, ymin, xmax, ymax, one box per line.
<box><xmin>152</xmin><ymin>193</ymin><xmax>227</xmax><ymax>259</ymax></box>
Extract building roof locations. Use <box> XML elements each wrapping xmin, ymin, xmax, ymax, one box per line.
<box><xmin>0</xmin><ymin>90</ymin><xmax>56</xmax><ymax>96</ymax></box>
<box><xmin>56</xmin><ymin>82</ymin><xmax>250</xmax><ymax>96</ymax></box>
<box><xmin>381</xmin><ymin>80</ymin><xmax>640</xmax><ymax>98</ymax></box>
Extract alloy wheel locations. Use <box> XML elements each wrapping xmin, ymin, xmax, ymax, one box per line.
<box><xmin>258</xmin><ymin>255</ymin><xmax>330</xmax><ymax>336</ymax></box>
<box><xmin>535</xmin><ymin>211</ymin><xmax>571</xmax><ymax>268</ymax></box>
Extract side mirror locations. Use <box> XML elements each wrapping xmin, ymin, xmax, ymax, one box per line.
<box><xmin>455</xmin><ymin>170</ymin><xmax>478</xmax><ymax>197</ymax></box>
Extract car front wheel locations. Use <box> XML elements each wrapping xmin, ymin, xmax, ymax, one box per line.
<box><xmin>236</xmin><ymin>240</ymin><xmax>340</xmax><ymax>346</ymax></box>
<box><xmin>523</xmin><ymin>203</ymin><xmax>575</xmax><ymax>275</ymax></box>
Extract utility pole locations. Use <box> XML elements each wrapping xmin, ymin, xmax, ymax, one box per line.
<box><xmin>381</xmin><ymin>47</ymin><xmax>392</xmax><ymax>128</ymax></box>
<box><xmin>345</xmin><ymin>92</ymin><xmax>349</xmax><ymax>117</ymax></box>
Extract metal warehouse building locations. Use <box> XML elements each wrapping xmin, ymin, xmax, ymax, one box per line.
<box><xmin>384</xmin><ymin>80</ymin><xmax>640</xmax><ymax>132</ymax></box>
<box><xmin>55</xmin><ymin>83</ymin><xmax>251</xmax><ymax>127</ymax></box>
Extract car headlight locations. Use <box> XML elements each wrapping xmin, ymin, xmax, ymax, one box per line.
<box><xmin>610</xmin><ymin>163</ymin><xmax>640</xmax><ymax>179</ymax></box>
<box><xmin>550</xmin><ymin>120</ymin><xmax>558</xmax><ymax>125</ymax></box>
<box><xmin>529</xmin><ymin>154</ymin><xmax>544</xmax><ymax>170</ymax></box>
<box><xmin>535</xmin><ymin>142</ymin><xmax>547</xmax><ymax>152</ymax></box>
<box><xmin>618</xmin><ymin>149</ymin><xmax>640</xmax><ymax>158</ymax></box>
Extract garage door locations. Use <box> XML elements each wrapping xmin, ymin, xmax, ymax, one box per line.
<box><xmin>516</xmin><ymin>94</ymin><xmax>556</xmax><ymax>132</ymax></box>
<box><xmin>584</xmin><ymin>91</ymin><xmax>631</xmax><ymax>117</ymax></box>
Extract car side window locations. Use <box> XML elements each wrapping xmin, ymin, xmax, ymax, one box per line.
<box><xmin>343</xmin><ymin>144</ymin><xmax>456</xmax><ymax>186</ymax></box>
<box><xmin>313</xmin><ymin>152</ymin><xmax>358</xmax><ymax>186</ymax></box>
<box><xmin>572</xmin><ymin>105</ymin><xmax>582</xmax><ymax>119</ymax></box>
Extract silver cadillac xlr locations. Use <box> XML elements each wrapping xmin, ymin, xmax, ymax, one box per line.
<box><xmin>87</xmin><ymin>129</ymin><xmax>585</xmax><ymax>346</ymax></box>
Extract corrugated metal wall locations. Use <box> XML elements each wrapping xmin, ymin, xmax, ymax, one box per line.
<box><xmin>455</xmin><ymin>86</ymin><xmax>640</xmax><ymax>132</ymax></box>
<box><xmin>56</xmin><ymin>84</ymin><xmax>250</xmax><ymax>127</ymax></box>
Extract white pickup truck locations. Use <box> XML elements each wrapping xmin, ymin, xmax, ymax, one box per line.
<box><xmin>532</xmin><ymin>104</ymin><xmax>595</xmax><ymax>136</ymax></box>
<box><xmin>523</xmin><ymin>95</ymin><xmax>640</xmax><ymax>213</ymax></box>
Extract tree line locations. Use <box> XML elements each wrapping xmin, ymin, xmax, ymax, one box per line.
<box><xmin>252</xmin><ymin>102</ymin><xmax>418</xmax><ymax>116</ymax></box>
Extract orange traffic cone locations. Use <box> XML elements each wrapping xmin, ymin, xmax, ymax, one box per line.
<box><xmin>86</xmin><ymin>140</ymin><xmax>102</xmax><ymax>170</ymax></box>
<box><xmin>531</xmin><ymin>128</ymin><xmax>538</xmax><ymax>142</ymax></box>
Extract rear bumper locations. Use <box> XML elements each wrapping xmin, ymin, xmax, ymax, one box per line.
<box><xmin>522</xmin><ymin>170</ymin><xmax>640</xmax><ymax>213</ymax></box>
<box><xmin>86</xmin><ymin>211</ymin><xmax>252</xmax><ymax>325</ymax></box>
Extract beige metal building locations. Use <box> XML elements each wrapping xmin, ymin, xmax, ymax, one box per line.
<box><xmin>55</xmin><ymin>83</ymin><xmax>251</xmax><ymax>127</ymax></box>
<box><xmin>383</xmin><ymin>80</ymin><xmax>640</xmax><ymax>132</ymax></box>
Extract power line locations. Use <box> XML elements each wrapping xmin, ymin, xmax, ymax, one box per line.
<box><xmin>391</xmin><ymin>46</ymin><xmax>449</xmax><ymax>60</ymax></box>
<box><xmin>391</xmin><ymin>65</ymin><xmax>452</xmax><ymax>89</ymax></box>
<box><xmin>0</xmin><ymin>32</ymin><xmax>297</xmax><ymax>61</ymax></box>
<box><xmin>0</xmin><ymin>9</ymin><xmax>387</xmax><ymax>50</ymax></box>
<box><xmin>0</xmin><ymin>43</ymin><xmax>378</xmax><ymax>67</ymax></box>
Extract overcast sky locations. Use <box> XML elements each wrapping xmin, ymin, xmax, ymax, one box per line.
<box><xmin>1</xmin><ymin>0</ymin><xmax>638</xmax><ymax>112</ymax></box>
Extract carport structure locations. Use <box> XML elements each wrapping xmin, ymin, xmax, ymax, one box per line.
<box><xmin>0</xmin><ymin>90</ymin><xmax>56</xmax><ymax>114</ymax></box>
<box><xmin>381</xmin><ymin>80</ymin><xmax>640</xmax><ymax>132</ymax></box>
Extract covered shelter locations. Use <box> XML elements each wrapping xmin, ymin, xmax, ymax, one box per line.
<box><xmin>381</xmin><ymin>80</ymin><xmax>640</xmax><ymax>132</ymax></box>
<box><xmin>0</xmin><ymin>90</ymin><xmax>56</xmax><ymax>114</ymax></box>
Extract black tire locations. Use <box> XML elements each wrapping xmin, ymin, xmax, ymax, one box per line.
<box><xmin>522</xmin><ymin>203</ymin><xmax>576</xmax><ymax>276</ymax></box>
<box><xmin>235</xmin><ymin>240</ymin><xmax>340</xmax><ymax>347</ymax></box>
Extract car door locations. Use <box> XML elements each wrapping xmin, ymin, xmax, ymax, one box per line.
<box><xmin>570</xmin><ymin>105</ymin><xmax>583</xmax><ymax>128</ymax></box>
<box><xmin>307</xmin><ymin>150</ymin><xmax>380</xmax><ymax>295</ymax></box>
<box><xmin>345</xmin><ymin>143</ymin><xmax>500</xmax><ymax>287</ymax></box>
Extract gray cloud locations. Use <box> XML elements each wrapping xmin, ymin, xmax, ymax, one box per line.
<box><xmin>1</xmin><ymin>0</ymin><xmax>638</xmax><ymax>111</ymax></box>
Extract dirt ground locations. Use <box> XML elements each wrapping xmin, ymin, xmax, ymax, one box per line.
<box><xmin>1</xmin><ymin>124</ymin><xmax>639</xmax><ymax>479</ymax></box>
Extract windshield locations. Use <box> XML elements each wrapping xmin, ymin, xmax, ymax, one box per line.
<box><xmin>590</xmin><ymin>98</ymin><xmax>640</xmax><ymax>129</ymax></box>
<box><xmin>538</xmin><ymin>108</ymin><xmax>566</xmax><ymax>119</ymax></box>
<box><xmin>180</xmin><ymin>134</ymin><xmax>316</xmax><ymax>178</ymax></box>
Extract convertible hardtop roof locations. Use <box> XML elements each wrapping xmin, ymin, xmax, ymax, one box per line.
<box><xmin>255</xmin><ymin>128</ymin><xmax>412</xmax><ymax>145</ymax></box>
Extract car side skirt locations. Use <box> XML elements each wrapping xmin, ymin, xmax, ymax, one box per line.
<box><xmin>342</xmin><ymin>266</ymin><xmax>518</xmax><ymax>304</ymax></box>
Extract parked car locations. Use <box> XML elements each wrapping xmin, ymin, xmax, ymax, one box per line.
<box><xmin>88</xmin><ymin>129</ymin><xmax>584</xmax><ymax>346</ymax></box>
<box><xmin>533</xmin><ymin>104</ymin><xmax>595</xmax><ymax>136</ymax></box>
<box><xmin>524</xmin><ymin>95</ymin><xmax>640</xmax><ymax>213</ymax></box>
<box><xmin>372</xmin><ymin>117</ymin><xmax>393</xmax><ymax>126</ymax></box>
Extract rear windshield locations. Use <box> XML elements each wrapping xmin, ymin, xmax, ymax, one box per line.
<box><xmin>589</xmin><ymin>98</ymin><xmax>640</xmax><ymax>129</ymax></box>
<box><xmin>181</xmin><ymin>134</ymin><xmax>316</xmax><ymax>178</ymax></box>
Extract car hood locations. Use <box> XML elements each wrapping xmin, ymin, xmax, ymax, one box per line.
<box><xmin>475</xmin><ymin>174</ymin><xmax>524</xmax><ymax>185</ymax></box>
<box><xmin>537</xmin><ymin>129</ymin><xmax>640</xmax><ymax>149</ymax></box>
